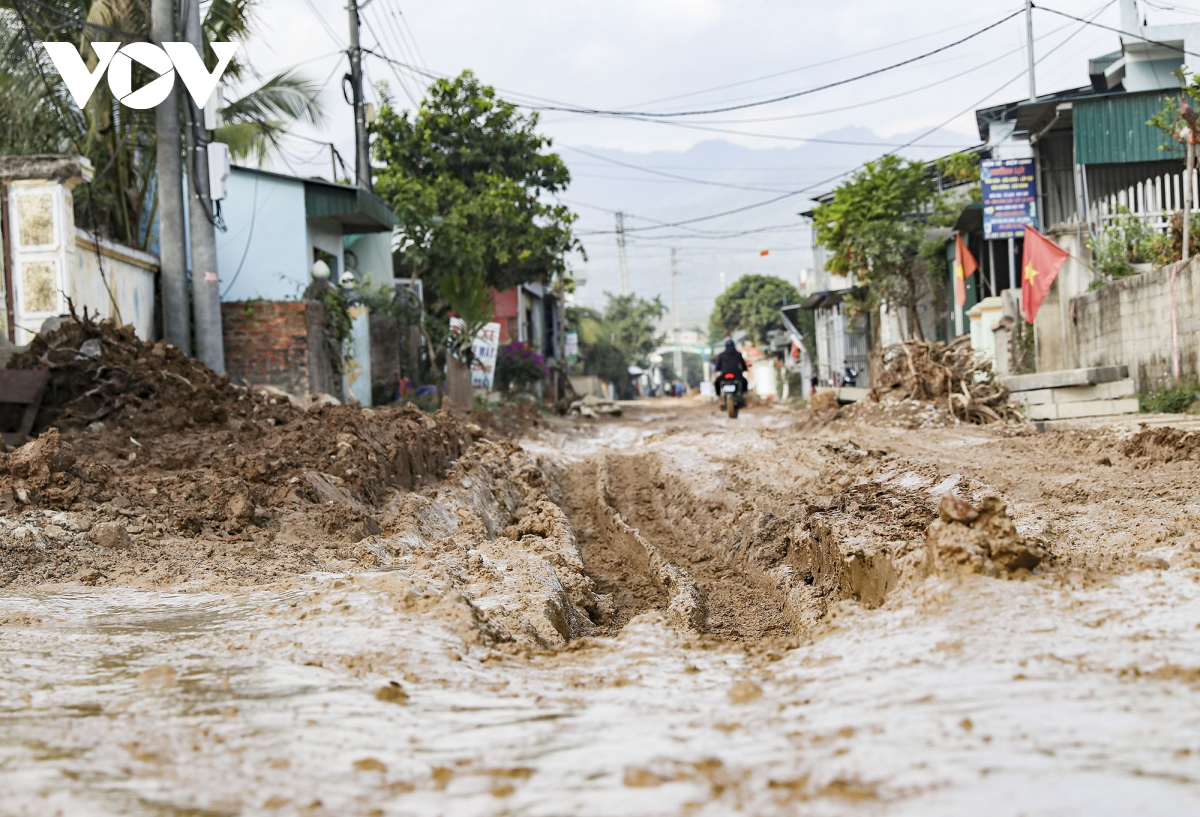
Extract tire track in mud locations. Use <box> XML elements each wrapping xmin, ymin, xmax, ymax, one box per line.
<box><xmin>561</xmin><ymin>447</ymin><xmax>837</xmax><ymax>642</ymax></box>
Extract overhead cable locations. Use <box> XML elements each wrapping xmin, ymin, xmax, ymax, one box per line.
<box><xmin>513</xmin><ymin>10</ymin><xmax>1024</xmax><ymax>118</ymax></box>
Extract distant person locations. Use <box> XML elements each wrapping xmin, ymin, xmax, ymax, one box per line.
<box><xmin>713</xmin><ymin>338</ymin><xmax>748</xmax><ymax>394</ymax></box>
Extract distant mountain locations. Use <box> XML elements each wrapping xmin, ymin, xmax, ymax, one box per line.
<box><xmin>563</xmin><ymin>125</ymin><xmax>977</xmax><ymax>332</ymax></box>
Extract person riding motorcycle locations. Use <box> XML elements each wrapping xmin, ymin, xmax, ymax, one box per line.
<box><xmin>712</xmin><ymin>338</ymin><xmax>748</xmax><ymax>395</ymax></box>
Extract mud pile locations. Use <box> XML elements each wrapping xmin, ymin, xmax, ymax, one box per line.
<box><xmin>8</xmin><ymin>314</ymin><xmax>265</xmax><ymax>435</ymax></box>
<box><xmin>1121</xmin><ymin>426</ymin><xmax>1200</xmax><ymax>462</ymax></box>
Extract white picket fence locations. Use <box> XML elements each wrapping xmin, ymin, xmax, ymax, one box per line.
<box><xmin>1093</xmin><ymin>169</ymin><xmax>1200</xmax><ymax>233</ymax></box>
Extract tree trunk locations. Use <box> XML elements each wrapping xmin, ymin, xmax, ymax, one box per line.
<box><xmin>444</xmin><ymin>356</ymin><xmax>474</xmax><ymax>409</ymax></box>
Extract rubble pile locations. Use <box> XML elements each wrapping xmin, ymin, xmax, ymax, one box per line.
<box><xmin>7</xmin><ymin>313</ymin><xmax>271</xmax><ymax>435</ymax></box>
<box><xmin>870</xmin><ymin>336</ymin><xmax>1023</xmax><ymax>424</ymax></box>
<box><xmin>568</xmin><ymin>394</ymin><xmax>623</xmax><ymax>419</ymax></box>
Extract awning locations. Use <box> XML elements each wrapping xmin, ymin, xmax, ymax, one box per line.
<box><xmin>794</xmin><ymin>286</ymin><xmax>866</xmax><ymax>311</ymax></box>
<box><xmin>303</xmin><ymin>180</ymin><xmax>397</xmax><ymax>233</ymax></box>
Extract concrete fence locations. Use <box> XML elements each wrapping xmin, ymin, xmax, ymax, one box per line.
<box><xmin>1070</xmin><ymin>256</ymin><xmax>1200</xmax><ymax>391</ymax></box>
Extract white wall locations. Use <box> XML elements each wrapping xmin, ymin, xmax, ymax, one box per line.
<box><xmin>345</xmin><ymin>232</ymin><xmax>392</xmax><ymax>291</ymax></box>
<box><xmin>72</xmin><ymin>232</ymin><xmax>157</xmax><ymax>341</ymax></box>
<box><xmin>216</xmin><ymin>168</ymin><xmax>308</xmax><ymax>302</ymax></box>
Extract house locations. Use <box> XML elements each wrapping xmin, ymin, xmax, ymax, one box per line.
<box><xmin>213</xmin><ymin>165</ymin><xmax>397</xmax><ymax>405</ymax></box>
<box><xmin>1</xmin><ymin>155</ymin><xmax>157</xmax><ymax>346</ymax></box>
<box><xmin>949</xmin><ymin>0</ymin><xmax>1200</xmax><ymax>375</ymax></box>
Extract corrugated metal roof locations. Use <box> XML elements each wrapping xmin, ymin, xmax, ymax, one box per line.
<box><xmin>1075</xmin><ymin>91</ymin><xmax>1184</xmax><ymax>165</ymax></box>
<box><xmin>303</xmin><ymin>182</ymin><xmax>397</xmax><ymax>233</ymax></box>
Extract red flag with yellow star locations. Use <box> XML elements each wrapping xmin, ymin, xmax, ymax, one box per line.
<box><xmin>953</xmin><ymin>234</ymin><xmax>977</xmax><ymax>308</ymax></box>
<box><xmin>1021</xmin><ymin>225</ymin><xmax>1069</xmax><ymax>323</ymax></box>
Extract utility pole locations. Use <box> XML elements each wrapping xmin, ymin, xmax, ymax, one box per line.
<box><xmin>182</xmin><ymin>0</ymin><xmax>224</xmax><ymax>373</ymax></box>
<box><xmin>671</xmin><ymin>248</ymin><xmax>682</xmax><ymax>384</ymax></box>
<box><xmin>615</xmin><ymin>212</ymin><xmax>629</xmax><ymax>295</ymax></box>
<box><xmin>152</xmin><ymin>0</ymin><xmax>191</xmax><ymax>354</ymax></box>
<box><xmin>347</xmin><ymin>0</ymin><xmax>372</xmax><ymax>190</ymax></box>
<box><xmin>1026</xmin><ymin>0</ymin><xmax>1036</xmax><ymax>101</ymax></box>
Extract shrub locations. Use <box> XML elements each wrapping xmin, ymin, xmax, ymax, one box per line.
<box><xmin>1139</xmin><ymin>383</ymin><xmax>1199</xmax><ymax>414</ymax></box>
<box><xmin>1088</xmin><ymin>207</ymin><xmax>1173</xmax><ymax>283</ymax></box>
<box><xmin>495</xmin><ymin>342</ymin><xmax>549</xmax><ymax>393</ymax></box>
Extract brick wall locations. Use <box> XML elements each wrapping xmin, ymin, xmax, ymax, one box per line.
<box><xmin>222</xmin><ymin>300</ymin><xmax>335</xmax><ymax>397</ymax></box>
<box><xmin>1071</xmin><ymin>257</ymin><xmax>1200</xmax><ymax>391</ymax></box>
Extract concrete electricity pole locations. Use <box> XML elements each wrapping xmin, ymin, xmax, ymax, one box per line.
<box><xmin>671</xmin><ymin>248</ymin><xmax>682</xmax><ymax>383</ymax></box>
<box><xmin>347</xmin><ymin>0</ymin><xmax>372</xmax><ymax>190</ymax></box>
<box><xmin>151</xmin><ymin>0</ymin><xmax>191</xmax><ymax>354</ymax></box>
<box><xmin>1026</xmin><ymin>0</ymin><xmax>1036</xmax><ymax>101</ymax></box>
<box><xmin>182</xmin><ymin>0</ymin><xmax>225</xmax><ymax>373</ymax></box>
<box><xmin>615</xmin><ymin>212</ymin><xmax>629</xmax><ymax>295</ymax></box>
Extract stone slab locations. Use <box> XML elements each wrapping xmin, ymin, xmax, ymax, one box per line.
<box><xmin>836</xmin><ymin>387</ymin><xmax>869</xmax><ymax>404</ymax></box>
<box><xmin>1025</xmin><ymin>397</ymin><xmax>1140</xmax><ymax>421</ymax></box>
<box><xmin>1010</xmin><ymin>379</ymin><xmax>1136</xmax><ymax>406</ymax></box>
<box><xmin>1003</xmin><ymin>366</ymin><xmax>1129</xmax><ymax>393</ymax></box>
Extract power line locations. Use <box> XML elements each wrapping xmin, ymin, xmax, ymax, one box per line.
<box><xmin>609</xmin><ymin>9</ymin><xmax>1027</xmax><ymax>111</ymax></box>
<box><xmin>563</xmin><ymin>146</ymin><xmax>806</xmax><ymax>193</ymax></box>
<box><xmin>516</xmin><ymin>10</ymin><xmax>1024</xmax><ymax>118</ymax></box>
<box><xmin>359</xmin><ymin>48</ymin><xmax>977</xmax><ymax>149</ymax></box>
<box><xmin>1034</xmin><ymin>2</ymin><xmax>1200</xmax><ymax>58</ymax></box>
<box><xmin>301</xmin><ymin>0</ymin><xmax>345</xmax><ymax>47</ymax></box>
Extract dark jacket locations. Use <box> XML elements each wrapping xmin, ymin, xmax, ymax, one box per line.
<box><xmin>714</xmin><ymin>347</ymin><xmax>747</xmax><ymax>375</ymax></box>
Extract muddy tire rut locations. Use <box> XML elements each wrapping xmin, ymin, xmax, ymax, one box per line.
<box><xmin>562</xmin><ymin>449</ymin><xmax>833</xmax><ymax>641</ymax></box>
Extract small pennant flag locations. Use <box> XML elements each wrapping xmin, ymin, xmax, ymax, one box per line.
<box><xmin>760</xmin><ymin>250</ymin><xmax>769</xmax><ymax>256</ymax></box>
<box><xmin>953</xmin><ymin>234</ymin><xmax>977</xmax><ymax>308</ymax></box>
<box><xmin>1021</xmin><ymin>225</ymin><xmax>1069</xmax><ymax>323</ymax></box>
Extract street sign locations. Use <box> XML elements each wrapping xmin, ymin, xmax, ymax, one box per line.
<box><xmin>981</xmin><ymin>158</ymin><xmax>1038</xmax><ymax>239</ymax></box>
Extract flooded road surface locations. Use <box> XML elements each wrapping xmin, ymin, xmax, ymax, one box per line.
<box><xmin>4</xmin><ymin>401</ymin><xmax>1200</xmax><ymax>815</ymax></box>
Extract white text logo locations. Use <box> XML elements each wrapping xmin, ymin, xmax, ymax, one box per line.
<box><xmin>41</xmin><ymin>42</ymin><xmax>237</xmax><ymax>110</ymax></box>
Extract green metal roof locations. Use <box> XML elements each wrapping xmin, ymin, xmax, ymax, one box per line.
<box><xmin>1074</xmin><ymin>90</ymin><xmax>1184</xmax><ymax>165</ymax></box>
<box><xmin>303</xmin><ymin>180</ymin><xmax>397</xmax><ymax>233</ymax></box>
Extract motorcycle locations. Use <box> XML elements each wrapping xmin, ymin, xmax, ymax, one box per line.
<box><xmin>841</xmin><ymin>366</ymin><xmax>859</xmax><ymax>388</ymax></box>
<box><xmin>719</xmin><ymin>371</ymin><xmax>745</xmax><ymax>418</ymax></box>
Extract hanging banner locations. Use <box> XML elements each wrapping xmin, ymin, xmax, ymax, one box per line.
<box><xmin>981</xmin><ymin>158</ymin><xmax>1038</xmax><ymax>239</ymax></box>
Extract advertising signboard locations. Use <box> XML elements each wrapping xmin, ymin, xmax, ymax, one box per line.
<box><xmin>981</xmin><ymin>158</ymin><xmax>1038</xmax><ymax>239</ymax></box>
<box><xmin>449</xmin><ymin>319</ymin><xmax>502</xmax><ymax>390</ymax></box>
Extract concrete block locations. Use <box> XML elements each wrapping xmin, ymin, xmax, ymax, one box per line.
<box><xmin>1010</xmin><ymin>379</ymin><xmax>1136</xmax><ymax>406</ymax></box>
<box><xmin>1025</xmin><ymin>397</ymin><xmax>1139</xmax><ymax>420</ymax></box>
<box><xmin>1003</xmin><ymin>366</ymin><xmax>1129</xmax><ymax>392</ymax></box>
<box><xmin>836</xmin><ymin>387</ymin><xmax>869</xmax><ymax>404</ymax></box>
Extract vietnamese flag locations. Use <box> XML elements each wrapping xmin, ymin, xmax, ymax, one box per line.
<box><xmin>1021</xmin><ymin>225</ymin><xmax>1070</xmax><ymax>323</ymax></box>
<box><xmin>953</xmin><ymin>234</ymin><xmax>977</xmax><ymax>308</ymax></box>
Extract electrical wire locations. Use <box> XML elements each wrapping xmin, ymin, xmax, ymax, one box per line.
<box><xmin>360</xmin><ymin>49</ymin><xmax>968</xmax><ymax>149</ymax></box>
<box><xmin>301</xmin><ymin>0</ymin><xmax>345</xmax><ymax>47</ymax></box>
<box><xmin>362</xmin><ymin>7</ymin><xmax>421</xmax><ymax>107</ymax></box>
<box><xmin>511</xmin><ymin>10</ymin><xmax>1025</xmax><ymax>118</ymax></box>
<box><xmin>576</xmin><ymin>1</ymin><xmax>1111</xmax><ymax>237</ymax></box>
<box><xmin>610</xmin><ymin>8</ymin><xmax>1026</xmax><ymax>111</ymax></box>
<box><xmin>1034</xmin><ymin>2</ymin><xmax>1200</xmax><ymax>57</ymax></box>
<box><xmin>220</xmin><ymin>172</ymin><xmax>260</xmax><ymax>298</ymax></box>
<box><xmin>562</xmin><ymin>146</ymin><xmax>809</xmax><ymax>193</ymax></box>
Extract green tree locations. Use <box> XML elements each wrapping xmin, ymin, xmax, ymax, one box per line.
<box><xmin>0</xmin><ymin>0</ymin><xmax>325</xmax><ymax>249</ymax></box>
<box><xmin>373</xmin><ymin>71</ymin><xmax>583</xmax><ymax>297</ymax></box>
<box><xmin>709</xmin><ymin>274</ymin><xmax>799</xmax><ymax>346</ymax></box>
<box><xmin>568</xmin><ymin>293</ymin><xmax>665</xmax><ymax>397</ymax></box>
<box><xmin>811</xmin><ymin>155</ymin><xmax>936</xmax><ymax>339</ymax></box>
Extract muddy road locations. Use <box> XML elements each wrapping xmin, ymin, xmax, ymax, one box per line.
<box><xmin>3</xmin><ymin>399</ymin><xmax>1200</xmax><ymax>815</ymax></box>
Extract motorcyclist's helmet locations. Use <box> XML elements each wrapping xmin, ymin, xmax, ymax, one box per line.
<box><xmin>725</xmin><ymin>338</ymin><xmax>736</xmax><ymax>351</ymax></box>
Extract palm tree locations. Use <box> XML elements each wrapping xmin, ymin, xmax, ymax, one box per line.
<box><xmin>0</xmin><ymin>0</ymin><xmax>326</xmax><ymax>249</ymax></box>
